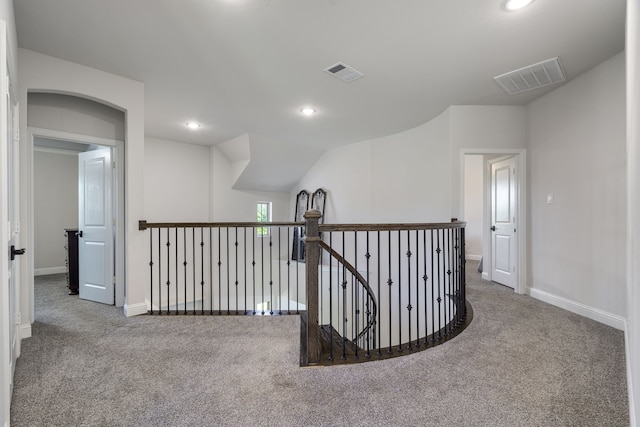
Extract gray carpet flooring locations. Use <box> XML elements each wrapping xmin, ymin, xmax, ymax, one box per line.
<box><xmin>11</xmin><ymin>262</ymin><xmax>629</xmax><ymax>426</ymax></box>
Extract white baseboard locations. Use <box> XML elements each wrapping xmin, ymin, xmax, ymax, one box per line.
<box><xmin>20</xmin><ymin>323</ymin><xmax>32</xmax><ymax>339</ymax></box>
<box><xmin>624</xmin><ymin>322</ymin><xmax>637</xmax><ymax>427</ymax></box>
<box><xmin>481</xmin><ymin>272</ymin><xmax>490</xmax><ymax>281</ymax></box>
<box><xmin>466</xmin><ymin>254</ymin><xmax>482</xmax><ymax>261</ymax></box>
<box><xmin>35</xmin><ymin>267</ymin><xmax>66</xmax><ymax>276</ymax></box>
<box><xmin>124</xmin><ymin>302</ymin><xmax>148</xmax><ymax>317</ymax></box>
<box><xmin>528</xmin><ymin>287</ymin><xmax>626</xmax><ymax>331</ymax></box>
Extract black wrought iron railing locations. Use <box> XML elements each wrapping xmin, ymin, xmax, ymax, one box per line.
<box><xmin>304</xmin><ymin>212</ymin><xmax>470</xmax><ymax>364</ymax></box>
<box><xmin>138</xmin><ymin>220</ymin><xmax>306</xmax><ymax>315</ymax></box>
<box><xmin>139</xmin><ymin>214</ymin><xmax>471</xmax><ymax>366</ymax></box>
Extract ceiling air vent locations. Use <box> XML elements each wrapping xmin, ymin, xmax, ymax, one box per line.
<box><xmin>494</xmin><ymin>57</ymin><xmax>566</xmax><ymax>95</ymax></box>
<box><xmin>324</xmin><ymin>62</ymin><xmax>364</xmax><ymax>82</ymax></box>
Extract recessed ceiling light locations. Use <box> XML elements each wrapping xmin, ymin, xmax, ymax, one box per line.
<box><xmin>300</xmin><ymin>107</ymin><xmax>316</xmax><ymax>116</ymax></box>
<box><xmin>186</xmin><ymin>122</ymin><xmax>201</xmax><ymax>129</ymax></box>
<box><xmin>505</xmin><ymin>0</ymin><xmax>534</xmax><ymax>11</ymax></box>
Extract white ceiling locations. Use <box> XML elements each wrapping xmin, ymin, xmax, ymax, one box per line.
<box><xmin>14</xmin><ymin>0</ymin><xmax>625</xmax><ymax>160</ymax></box>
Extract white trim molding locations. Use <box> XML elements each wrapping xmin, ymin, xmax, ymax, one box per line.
<box><xmin>124</xmin><ymin>302</ymin><xmax>147</xmax><ymax>317</ymax></box>
<box><xmin>34</xmin><ymin>267</ymin><xmax>66</xmax><ymax>276</ymax></box>
<box><xmin>19</xmin><ymin>323</ymin><xmax>31</xmax><ymax>340</ymax></box>
<box><xmin>528</xmin><ymin>287</ymin><xmax>626</xmax><ymax>331</ymax></box>
<box><xmin>625</xmin><ymin>320</ymin><xmax>637</xmax><ymax>427</ymax></box>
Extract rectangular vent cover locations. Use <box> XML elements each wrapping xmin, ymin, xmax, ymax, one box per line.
<box><xmin>494</xmin><ymin>57</ymin><xmax>566</xmax><ymax>95</ymax></box>
<box><xmin>324</xmin><ymin>62</ymin><xmax>364</xmax><ymax>82</ymax></box>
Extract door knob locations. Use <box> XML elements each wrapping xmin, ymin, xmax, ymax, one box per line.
<box><xmin>10</xmin><ymin>245</ymin><xmax>26</xmax><ymax>261</ymax></box>
<box><xmin>76</xmin><ymin>230</ymin><xmax>83</xmax><ymax>238</ymax></box>
<box><xmin>491</xmin><ymin>226</ymin><xmax>496</xmax><ymax>231</ymax></box>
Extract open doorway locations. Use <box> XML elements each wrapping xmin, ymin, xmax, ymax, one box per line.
<box><xmin>30</xmin><ymin>129</ymin><xmax>125</xmax><ymax>311</ymax></box>
<box><xmin>461</xmin><ymin>149</ymin><xmax>526</xmax><ymax>294</ymax></box>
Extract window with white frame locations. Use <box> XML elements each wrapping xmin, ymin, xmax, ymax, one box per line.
<box><xmin>256</xmin><ymin>201</ymin><xmax>272</xmax><ymax>237</ymax></box>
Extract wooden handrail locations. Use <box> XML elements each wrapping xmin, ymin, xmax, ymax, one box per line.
<box><xmin>319</xmin><ymin>221</ymin><xmax>466</xmax><ymax>233</ymax></box>
<box><xmin>139</xmin><ymin>220</ymin><xmax>303</xmax><ymax>230</ymax></box>
<box><xmin>139</xmin><ymin>219</ymin><xmax>466</xmax><ymax>232</ymax></box>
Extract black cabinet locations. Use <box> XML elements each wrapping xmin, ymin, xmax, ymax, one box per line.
<box><xmin>64</xmin><ymin>228</ymin><xmax>79</xmax><ymax>295</ymax></box>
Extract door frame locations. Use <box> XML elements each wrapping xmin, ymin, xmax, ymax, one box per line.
<box><xmin>26</xmin><ymin>127</ymin><xmax>125</xmax><ymax>322</ymax></box>
<box><xmin>460</xmin><ymin>148</ymin><xmax>527</xmax><ymax>294</ymax></box>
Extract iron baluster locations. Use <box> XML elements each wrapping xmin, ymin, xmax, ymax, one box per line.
<box><xmin>354</xmin><ymin>231</ymin><xmax>359</xmax><ymax>359</ymax></box>
<box><xmin>225</xmin><ymin>227</ymin><xmax>231</xmax><ymax>314</ymax></box>
<box><xmin>365</xmin><ymin>231</ymin><xmax>371</xmax><ymax>357</ymax></box>
<box><xmin>397</xmin><ymin>230</ymin><xmax>402</xmax><ymax>353</ymax></box>
<box><xmin>243</xmin><ymin>228</ymin><xmax>247</xmax><ymax>315</ymax></box>
<box><xmin>234</xmin><ymin>228</ymin><xmax>239</xmax><ymax>315</ymax></box>
<box><xmin>209</xmin><ymin>227</ymin><xmax>213</xmax><ymax>314</ymax></box>
<box><xmin>278</xmin><ymin>227</ymin><xmax>282</xmax><ymax>315</ymax></box>
<box><xmin>252</xmin><ymin>227</ymin><xmax>256</xmax><ymax>315</ymax></box>
<box><xmin>287</xmin><ymin>228</ymin><xmax>291</xmax><ymax>314</ymax></box>
<box><xmin>436</xmin><ymin>229</ymin><xmax>442</xmax><ymax>339</ymax></box>
<box><xmin>269</xmin><ymin>232</ymin><xmax>273</xmax><ymax>315</ymax></box>
<box><xmin>192</xmin><ymin>228</ymin><xmax>196</xmax><ymax>314</ymax></box>
<box><xmin>422</xmin><ymin>230</ymin><xmax>428</xmax><ymax>344</ymax></box>
<box><xmin>431</xmin><ymin>229</ymin><xmax>435</xmax><ymax>344</ymax></box>
<box><xmin>377</xmin><ymin>231</ymin><xmax>381</xmax><ymax>356</ymax></box>
<box><xmin>328</xmin><ymin>232</ymin><xmax>334</xmax><ymax>361</ymax></box>
<box><xmin>406</xmin><ymin>229</ymin><xmax>412</xmax><ymax>351</ymax></box>
<box><xmin>415</xmin><ymin>230</ymin><xmax>420</xmax><ymax>348</ymax></box>
<box><xmin>387</xmin><ymin>230</ymin><xmax>393</xmax><ymax>354</ymax></box>
<box><xmin>217</xmin><ymin>228</ymin><xmax>222</xmax><ymax>314</ymax></box>
<box><xmin>200</xmin><ymin>228</ymin><xmax>205</xmax><ymax>315</ymax></box>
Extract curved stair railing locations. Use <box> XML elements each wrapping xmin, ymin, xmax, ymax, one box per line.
<box><xmin>138</xmin><ymin>213</ymin><xmax>472</xmax><ymax>367</ymax></box>
<box><xmin>318</xmin><ymin>240</ymin><xmax>377</xmax><ymax>361</ymax></box>
<box><xmin>303</xmin><ymin>212</ymin><xmax>471</xmax><ymax>365</ymax></box>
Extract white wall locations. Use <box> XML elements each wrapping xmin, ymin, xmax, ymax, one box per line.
<box><xmin>144</xmin><ymin>137</ymin><xmax>210</xmax><ymax>222</ymax></box>
<box><xmin>296</xmin><ymin>105</ymin><xmax>526</xmax><ymax>225</ymax></box>
<box><xmin>296</xmin><ymin>108</ymin><xmax>451</xmax><ymax>224</ymax></box>
<box><xmin>527</xmin><ymin>52</ymin><xmax>626</xmax><ymax>320</ymax></box>
<box><xmin>211</xmin><ymin>145</ymin><xmax>290</xmax><ymax>222</ymax></box>
<box><xmin>626</xmin><ymin>1</ymin><xmax>640</xmax><ymax>424</ymax></box>
<box><xmin>33</xmin><ymin>150</ymin><xmax>78</xmax><ymax>272</ymax></box>
<box><xmin>464</xmin><ymin>155</ymin><xmax>483</xmax><ymax>260</ymax></box>
<box><xmin>28</xmin><ymin>93</ymin><xmax>125</xmax><ymax>141</ymax></box>
<box><xmin>370</xmin><ymin>110</ymin><xmax>451</xmax><ymax>223</ymax></box>
<box><xmin>292</xmin><ymin>139</ymin><xmax>373</xmax><ymax>223</ymax></box>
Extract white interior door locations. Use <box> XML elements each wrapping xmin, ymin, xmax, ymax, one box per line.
<box><xmin>491</xmin><ymin>156</ymin><xmax>517</xmax><ymax>288</ymax></box>
<box><xmin>78</xmin><ymin>148</ymin><xmax>114</xmax><ymax>305</ymax></box>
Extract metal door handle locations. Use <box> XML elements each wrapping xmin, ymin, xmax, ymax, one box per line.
<box><xmin>10</xmin><ymin>245</ymin><xmax>26</xmax><ymax>261</ymax></box>
<box><xmin>491</xmin><ymin>226</ymin><xmax>496</xmax><ymax>231</ymax></box>
<box><xmin>76</xmin><ymin>230</ymin><xmax>83</xmax><ymax>238</ymax></box>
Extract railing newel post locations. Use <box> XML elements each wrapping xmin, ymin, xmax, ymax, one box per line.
<box><xmin>303</xmin><ymin>209</ymin><xmax>323</xmax><ymax>365</ymax></box>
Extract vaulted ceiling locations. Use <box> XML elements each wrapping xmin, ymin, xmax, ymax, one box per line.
<box><xmin>14</xmin><ymin>0</ymin><xmax>626</xmax><ymax>188</ymax></box>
